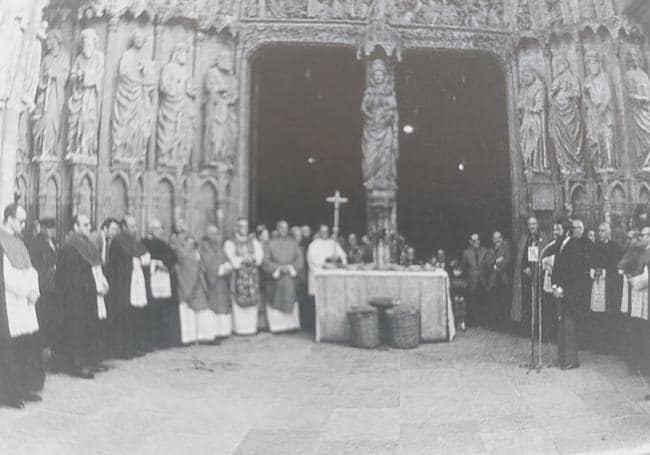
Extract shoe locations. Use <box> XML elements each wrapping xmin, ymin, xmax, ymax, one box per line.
<box><xmin>73</xmin><ymin>368</ymin><xmax>95</xmax><ymax>379</ymax></box>
<box><xmin>92</xmin><ymin>363</ymin><xmax>110</xmax><ymax>373</ymax></box>
<box><xmin>22</xmin><ymin>392</ymin><xmax>42</xmax><ymax>402</ymax></box>
<box><xmin>5</xmin><ymin>400</ymin><xmax>24</xmax><ymax>409</ymax></box>
<box><xmin>560</xmin><ymin>363</ymin><xmax>580</xmax><ymax>370</ymax></box>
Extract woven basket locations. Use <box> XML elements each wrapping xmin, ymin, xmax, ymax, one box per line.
<box><xmin>347</xmin><ymin>306</ymin><xmax>380</xmax><ymax>349</ymax></box>
<box><xmin>386</xmin><ymin>306</ymin><xmax>420</xmax><ymax>349</ymax></box>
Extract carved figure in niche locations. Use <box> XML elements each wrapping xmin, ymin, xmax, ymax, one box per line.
<box><xmin>351</xmin><ymin>0</ymin><xmax>371</xmax><ymax>19</ymax></box>
<box><xmin>436</xmin><ymin>0</ymin><xmax>463</xmax><ymax>26</ymax></box>
<box><xmin>398</xmin><ymin>0</ymin><xmax>426</xmax><ymax>24</ymax></box>
<box><xmin>33</xmin><ymin>30</ymin><xmax>70</xmax><ymax>159</ymax></box>
<box><xmin>594</xmin><ymin>0</ymin><xmax>614</xmax><ymax>18</ymax></box>
<box><xmin>112</xmin><ymin>30</ymin><xmax>156</xmax><ymax>164</ymax></box>
<box><xmin>67</xmin><ymin>28</ymin><xmax>105</xmax><ymax>157</ymax></box>
<box><xmin>203</xmin><ymin>51</ymin><xmax>239</xmax><ymax>168</ymax></box>
<box><xmin>517</xmin><ymin>65</ymin><xmax>549</xmax><ymax>174</ymax></box>
<box><xmin>467</xmin><ymin>0</ymin><xmax>490</xmax><ymax>28</ymax></box>
<box><xmin>367</xmin><ymin>0</ymin><xmax>398</xmax><ymax>22</ymax></box>
<box><xmin>549</xmin><ymin>56</ymin><xmax>584</xmax><ymax>174</ymax></box>
<box><xmin>623</xmin><ymin>49</ymin><xmax>650</xmax><ymax>170</ymax></box>
<box><xmin>156</xmin><ymin>41</ymin><xmax>197</xmax><ymax>167</ymax></box>
<box><xmin>546</xmin><ymin>0</ymin><xmax>563</xmax><ymax>26</ymax></box>
<box><xmin>516</xmin><ymin>0</ymin><xmax>532</xmax><ymax>29</ymax></box>
<box><xmin>487</xmin><ymin>2</ymin><xmax>505</xmax><ymax>28</ymax></box>
<box><xmin>361</xmin><ymin>59</ymin><xmax>398</xmax><ymax>190</ymax></box>
<box><xmin>583</xmin><ymin>50</ymin><xmax>615</xmax><ymax>171</ymax></box>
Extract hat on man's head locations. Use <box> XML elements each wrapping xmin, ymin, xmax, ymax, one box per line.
<box><xmin>39</xmin><ymin>218</ymin><xmax>56</xmax><ymax>229</ymax></box>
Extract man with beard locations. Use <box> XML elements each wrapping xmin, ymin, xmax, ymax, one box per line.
<box><xmin>142</xmin><ymin>218</ymin><xmax>179</xmax><ymax>350</ymax></box>
<box><xmin>55</xmin><ymin>214</ymin><xmax>109</xmax><ymax>379</ymax></box>
<box><xmin>28</xmin><ymin>218</ymin><xmax>58</xmax><ymax>355</ymax></box>
<box><xmin>552</xmin><ymin>219</ymin><xmax>592</xmax><ymax>369</ymax></box>
<box><xmin>263</xmin><ymin>220</ymin><xmax>304</xmax><ymax>333</ymax></box>
<box><xmin>106</xmin><ymin>215</ymin><xmax>150</xmax><ymax>358</ymax></box>
<box><xmin>0</xmin><ymin>203</ymin><xmax>44</xmax><ymax>408</ymax></box>
<box><xmin>224</xmin><ymin>218</ymin><xmax>264</xmax><ymax>335</ymax></box>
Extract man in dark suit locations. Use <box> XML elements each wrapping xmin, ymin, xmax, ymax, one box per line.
<box><xmin>489</xmin><ymin>231</ymin><xmax>512</xmax><ymax>329</ymax></box>
<box><xmin>462</xmin><ymin>233</ymin><xmax>492</xmax><ymax>327</ymax></box>
<box><xmin>552</xmin><ymin>218</ymin><xmax>592</xmax><ymax>370</ymax></box>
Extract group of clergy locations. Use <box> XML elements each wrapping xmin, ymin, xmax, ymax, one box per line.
<box><xmin>0</xmin><ymin>202</ymin><xmax>352</xmax><ymax>409</ymax></box>
<box><xmin>516</xmin><ymin>212</ymin><xmax>650</xmax><ymax>372</ymax></box>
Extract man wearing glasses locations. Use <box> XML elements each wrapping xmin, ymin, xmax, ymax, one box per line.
<box><xmin>0</xmin><ymin>203</ymin><xmax>44</xmax><ymax>408</ymax></box>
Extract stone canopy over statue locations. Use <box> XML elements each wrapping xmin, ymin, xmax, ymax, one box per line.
<box><xmin>361</xmin><ymin>58</ymin><xmax>398</xmax><ymax>191</ymax></box>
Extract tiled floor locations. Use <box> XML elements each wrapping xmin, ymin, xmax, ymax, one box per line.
<box><xmin>1</xmin><ymin>329</ymin><xmax>650</xmax><ymax>454</ymax></box>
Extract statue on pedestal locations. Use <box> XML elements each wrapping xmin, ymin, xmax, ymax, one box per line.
<box><xmin>583</xmin><ymin>50</ymin><xmax>615</xmax><ymax>171</ymax></box>
<box><xmin>361</xmin><ymin>58</ymin><xmax>398</xmax><ymax>191</ymax></box>
<box><xmin>156</xmin><ymin>42</ymin><xmax>197</xmax><ymax>167</ymax></box>
<box><xmin>112</xmin><ymin>30</ymin><xmax>156</xmax><ymax>164</ymax></box>
<box><xmin>33</xmin><ymin>30</ymin><xmax>70</xmax><ymax>159</ymax></box>
<box><xmin>517</xmin><ymin>65</ymin><xmax>549</xmax><ymax>174</ymax></box>
<box><xmin>624</xmin><ymin>49</ymin><xmax>650</xmax><ymax>171</ymax></box>
<box><xmin>203</xmin><ymin>51</ymin><xmax>238</xmax><ymax>168</ymax></box>
<box><xmin>67</xmin><ymin>28</ymin><xmax>105</xmax><ymax>158</ymax></box>
<box><xmin>549</xmin><ymin>56</ymin><xmax>584</xmax><ymax>174</ymax></box>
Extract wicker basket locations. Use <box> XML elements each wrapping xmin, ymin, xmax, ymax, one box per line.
<box><xmin>386</xmin><ymin>306</ymin><xmax>420</xmax><ymax>349</ymax></box>
<box><xmin>347</xmin><ymin>306</ymin><xmax>380</xmax><ymax>349</ymax></box>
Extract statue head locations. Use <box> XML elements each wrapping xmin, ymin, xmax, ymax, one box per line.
<box><xmin>171</xmin><ymin>42</ymin><xmax>189</xmax><ymax>65</ymax></box>
<box><xmin>627</xmin><ymin>48</ymin><xmax>643</xmax><ymax>70</ymax></box>
<box><xmin>46</xmin><ymin>30</ymin><xmax>63</xmax><ymax>54</ymax></box>
<box><xmin>216</xmin><ymin>50</ymin><xmax>235</xmax><ymax>73</ymax></box>
<box><xmin>371</xmin><ymin>59</ymin><xmax>388</xmax><ymax>86</ymax></box>
<box><xmin>553</xmin><ymin>56</ymin><xmax>570</xmax><ymax>76</ymax></box>
<box><xmin>80</xmin><ymin>28</ymin><xmax>98</xmax><ymax>59</ymax></box>
<box><xmin>130</xmin><ymin>30</ymin><xmax>146</xmax><ymax>50</ymax></box>
<box><xmin>585</xmin><ymin>51</ymin><xmax>602</xmax><ymax>76</ymax></box>
<box><xmin>520</xmin><ymin>65</ymin><xmax>536</xmax><ymax>86</ymax></box>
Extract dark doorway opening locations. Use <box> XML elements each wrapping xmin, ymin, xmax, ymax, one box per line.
<box><xmin>251</xmin><ymin>45</ymin><xmax>366</xmax><ymax>234</ymax></box>
<box><xmin>396</xmin><ymin>51</ymin><xmax>511</xmax><ymax>261</ymax></box>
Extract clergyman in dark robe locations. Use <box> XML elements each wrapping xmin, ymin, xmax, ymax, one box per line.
<box><xmin>199</xmin><ymin>224</ymin><xmax>233</xmax><ymax>339</ymax></box>
<box><xmin>106</xmin><ymin>216</ymin><xmax>150</xmax><ymax>359</ymax></box>
<box><xmin>55</xmin><ymin>214</ymin><xmax>109</xmax><ymax>379</ymax></box>
<box><xmin>551</xmin><ymin>219</ymin><xmax>592</xmax><ymax>370</ymax></box>
<box><xmin>263</xmin><ymin>220</ymin><xmax>304</xmax><ymax>333</ymax></box>
<box><xmin>142</xmin><ymin>218</ymin><xmax>180</xmax><ymax>350</ymax></box>
<box><xmin>0</xmin><ymin>203</ymin><xmax>44</xmax><ymax>408</ymax></box>
<box><xmin>28</xmin><ymin>218</ymin><xmax>58</xmax><ymax>353</ymax></box>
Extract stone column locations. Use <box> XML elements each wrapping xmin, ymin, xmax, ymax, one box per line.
<box><xmin>0</xmin><ymin>0</ymin><xmax>46</xmax><ymax>210</ymax></box>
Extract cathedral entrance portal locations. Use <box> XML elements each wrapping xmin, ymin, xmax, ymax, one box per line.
<box><xmin>397</xmin><ymin>50</ymin><xmax>511</xmax><ymax>259</ymax></box>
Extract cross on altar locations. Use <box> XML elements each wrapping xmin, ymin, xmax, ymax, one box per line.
<box><xmin>326</xmin><ymin>190</ymin><xmax>348</xmax><ymax>236</ymax></box>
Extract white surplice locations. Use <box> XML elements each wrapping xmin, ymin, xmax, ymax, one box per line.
<box><xmin>306</xmin><ymin>238</ymin><xmax>347</xmax><ymax>296</ymax></box>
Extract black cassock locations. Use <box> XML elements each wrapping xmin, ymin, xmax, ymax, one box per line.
<box><xmin>552</xmin><ymin>235</ymin><xmax>592</xmax><ymax>367</ymax></box>
<box><xmin>28</xmin><ymin>233</ymin><xmax>58</xmax><ymax>348</ymax></box>
<box><xmin>142</xmin><ymin>236</ymin><xmax>180</xmax><ymax>349</ymax></box>
<box><xmin>55</xmin><ymin>233</ymin><xmax>102</xmax><ymax>372</ymax></box>
<box><xmin>106</xmin><ymin>232</ymin><xmax>147</xmax><ymax>358</ymax></box>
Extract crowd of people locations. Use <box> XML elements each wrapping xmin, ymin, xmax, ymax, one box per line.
<box><xmin>2</xmin><ymin>198</ymin><xmax>650</xmax><ymax>409</ymax></box>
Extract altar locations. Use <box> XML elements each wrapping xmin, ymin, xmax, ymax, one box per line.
<box><xmin>313</xmin><ymin>269</ymin><xmax>455</xmax><ymax>343</ymax></box>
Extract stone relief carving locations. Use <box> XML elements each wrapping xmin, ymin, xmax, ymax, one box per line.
<box><xmin>33</xmin><ymin>30</ymin><xmax>70</xmax><ymax>159</ymax></box>
<box><xmin>112</xmin><ymin>30</ymin><xmax>156</xmax><ymax>165</ymax></box>
<box><xmin>549</xmin><ymin>56</ymin><xmax>584</xmax><ymax>174</ymax></box>
<box><xmin>361</xmin><ymin>58</ymin><xmax>399</xmax><ymax>190</ymax></box>
<box><xmin>623</xmin><ymin>49</ymin><xmax>650</xmax><ymax>171</ymax></box>
<box><xmin>516</xmin><ymin>0</ymin><xmax>532</xmax><ymax>30</ymax></box>
<box><xmin>67</xmin><ymin>28</ymin><xmax>105</xmax><ymax>158</ymax></box>
<box><xmin>156</xmin><ymin>41</ymin><xmax>197</xmax><ymax>167</ymax></box>
<box><xmin>203</xmin><ymin>50</ymin><xmax>239</xmax><ymax>168</ymax></box>
<box><xmin>583</xmin><ymin>50</ymin><xmax>615</xmax><ymax>171</ymax></box>
<box><xmin>517</xmin><ymin>64</ymin><xmax>549</xmax><ymax>174</ymax></box>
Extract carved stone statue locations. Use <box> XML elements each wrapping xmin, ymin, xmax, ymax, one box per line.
<box><xmin>361</xmin><ymin>59</ymin><xmax>399</xmax><ymax>190</ymax></box>
<box><xmin>203</xmin><ymin>51</ymin><xmax>239</xmax><ymax>168</ymax></box>
<box><xmin>112</xmin><ymin>30</ymin><xmax>156</xmax><ymax>164</ymax></box>
<box><xmin>546</xmin><ymin>0</ymin><xmax>563</xmax><ymax>26</ymax></box>
<box><xmin>517</xmin><ymin>65</ymin><xmax>549</xmax><ymax>174</ymax></box>
<box><xmin>549</xmin><ymin>56</ymin><xmax>584</xmax><ymax>174</ymax></box>
<box><xmin>33</xmin><ymin>30</ymin><xmax>70</xmax><ymax>158</ymax></box>
<box><xmin>583</xmin><ymin>51</ymin><xmax>615</xmax><ymax>171</ymax></box>
<box><xmin>516</xmin><ymin>0</ymin><xmax>532</xmax><ymax>29</ymax></box>
<box><xmin>67</xmin><ymin>28</ymin><xmax>105</xmax><ymax>158</ymax></box>
<box><xmin>156</xmin><ymin>42</ymin><xmax>197</xmax><ymax>167</ymax></box>
<box><xmin>624</xmin><ymin>49</ymin><xmax>650</xmax><ymax>170</ymax></box>
<box><xmin>437</xmin><ymin>0</ymin><xmax>462</xmax><ymax>26</ymax></box>
<box><xmin>487</xmin><ymin>2</ymin><xmax>504</xmax><ymax>28</ymax></box>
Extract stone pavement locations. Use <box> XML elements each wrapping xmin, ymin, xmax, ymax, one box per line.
<box><xmin>1</xmin><ymin>329</ymin><xmax>650</xmax><ymax>455</ymax></box>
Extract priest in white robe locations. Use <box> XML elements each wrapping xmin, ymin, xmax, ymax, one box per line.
<box><xmin>263</xmin><ymin>220</ymin><xmax>304</xmax><ymax>333</ymax></box>
<box><xmin>307</xmin><ymin>224</ymin><xmax>347</xmax><ymax>297</ymax></box>
<box><xmin>0</xmin><ymin>204</ymin><xmax>44</xmax><ymax>408</ymax></box>
<box><xmin>224</xmin><ymin>218</ymin><xmax>264</xmax><ymax>335</ymax></box>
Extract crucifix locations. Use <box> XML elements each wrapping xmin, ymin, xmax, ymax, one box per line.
<box><xmin>326</xmin><ymin>190</ymin><xmax>348</xmax><ymax>237</ymax></box>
